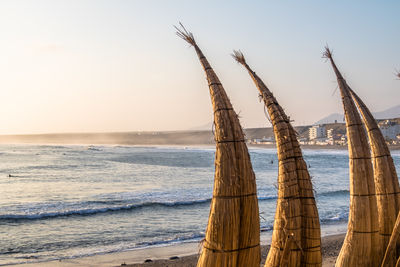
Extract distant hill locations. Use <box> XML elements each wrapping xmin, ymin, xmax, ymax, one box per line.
<box><xmin>0</xmin><ymin>131</ymin><xmax>215</xmax><ymax>146</ymax></box>
<box><xmin>315</xmin><ymin>105</ymin><xmax>400</xmax><ymax>125</ymax></box>
<box><xmin>1</xmin><ymin>105</ymin><xmax>398</xmax><ymax>146</ymax></box>
<box><xmin>189</xmin><ymin>122</ymin><xmax>213</xmax><ymax>131</ymax></box>
<box><xmin>0</xmin><ymin>126</ymin><xmax>309</xmax><ymax>146</ymax></box>
<box><xmin>314</xmin><ymin>113</ymin><xmax>345</xmax><ymax>125</ymax></box>
<box><xmin>374</xmin><ymin>105</ymin><xmax>400</xmax><ymax>119</ymax></box>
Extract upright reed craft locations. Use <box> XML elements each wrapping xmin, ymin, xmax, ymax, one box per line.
<box><xmin>176</xmin><ymin>24</ymin><xmax>261</xmax><ymax>267</ymax></box>
<box><xmin>233</xmin><ymin>50</ymin><xmax>321</xmax><ymax>267</ymax></box>
<box><xmin>324</xmin><ymin>47</ymin><xmax>382</xmax><ymax>266</ymax></box>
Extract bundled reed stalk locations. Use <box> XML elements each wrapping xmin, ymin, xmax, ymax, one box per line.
<box><xmin>381</xmin><ymin>73</ymin><xmax>400</xmax><ymax>267</ymax></box>
<box><xmin>323</xmin><ymin>47</ymin><xmax>382</xmax><ymax>266</ymax></box>
<box><xmin>347</xmin><ymin>88</ymin><xmax>400</xmax><ymax>266</ymax></box>
<box><xmin>175</xmin><ymin>24</ymin><xmax>260</xmax><ymax>267</ymax></box>
<box><xmin>232</xmin><ymin>51</ymin><xmax>321</xmax><ymax>267</ymax></box>
<box><xmin>382</xmin><ymin>213</ymin><xmax>400</xmax><ymax>266</ymax></box>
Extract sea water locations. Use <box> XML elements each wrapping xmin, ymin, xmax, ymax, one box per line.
<box><xmin>0</xmin><ymin>144</ymin><xmax>399</xmax><ymax>265</ymax></box>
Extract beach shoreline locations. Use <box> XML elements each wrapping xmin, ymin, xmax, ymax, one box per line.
<box><xmin>21</xmin><ymin>224</ymin><xmax>347</xmax><ymax>267</ymax></box>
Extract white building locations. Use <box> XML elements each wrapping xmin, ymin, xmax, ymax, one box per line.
<box><xmin>339</xmin><ymin>135</ymin><xmax>347</xmax><ymax>145</ymax></box>
<box><xmin>327</xmin><ymin>128</ymin><xmax>334</xmax><ymax>139</ymax></box>
<box><xmin>309</xmin><ymin>125</ymin><xmax>326</xmax><ymax>140</ymax></box>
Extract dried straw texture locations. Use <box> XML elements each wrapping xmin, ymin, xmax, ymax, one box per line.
<box><xmin>382</xmin><ymin>213</ymin><xmax>400</xmax><ymax>266</ymax></box>
<box><xmin>232</xmin><ymin>51</ymin><xmax>321</xmax><ymax>267</ymax></box>
<box><xmin>176</xmin><ymin>25</ymin><xmax>260</xmax><ymax>267</ymax></box>
<box><xmin>323</xmin><ymin>47</ymin><xmax>381</xmax><ymax>266</ymax></box>
<box><xmin>348</xmin><ymin>88</ymin><xmax>400</xmax><ymax>266</ymax></box>
<box><xmin>381</xmin><ymin>74</ymin><xmax>400</xmax><ymax>266</ymax></box>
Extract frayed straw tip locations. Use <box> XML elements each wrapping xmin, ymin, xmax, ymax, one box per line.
<box><xmin>174</xmin><ymin>22</ymin><xmax>196</xmax><ymax>46</ymax></box>
<box><xmin>231</xmin><ymin>50</ymin><xmax>246</xmax><ymax>65</ymax></box>
<box><xmin>322</xmin><ymin>46</ymin><xmax>333</xmax><ymax>59</ymax></box>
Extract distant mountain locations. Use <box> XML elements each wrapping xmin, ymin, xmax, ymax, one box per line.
<box><xmin>314</xmin><ymin>113</ymin><xmax>345</xmax><ymax>125</ymax></box>
<box><xmin>374</xmin><ymin>105</ymin><xmax>400</xmax><ymax>119</ymax></box>
<box><xmin>315</xmin><ymin>105</ymin><xmax>400</xmax><ymax>125</ymax></box>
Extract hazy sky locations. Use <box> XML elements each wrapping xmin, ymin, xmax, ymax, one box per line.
<box><xmin>0</xmin><ymin>1</ymin><xmax>399</xmax><ymax>134</ymax></box>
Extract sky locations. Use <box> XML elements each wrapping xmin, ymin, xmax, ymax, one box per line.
<box><xmin>0</xmin><ymin>1</ymin><xmax>399</xmax><ymax>134</ymax></box>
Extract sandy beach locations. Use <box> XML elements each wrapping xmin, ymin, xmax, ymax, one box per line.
<box><xmin>23</xmin><ymin>232</ymin><xmax>345</xmax><ymax>267</ymax></box>
<box><xmin>125</xmin><ymin>234</ymin><xmax>344</xmax><ymax>267</ymax></box>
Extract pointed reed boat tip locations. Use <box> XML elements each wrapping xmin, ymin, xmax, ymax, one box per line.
<box><xmin>322</xmin><ymin>46</ymin><xmax>333</xmax><ymax>60</ymax></box>
<box><xmin>231</xmin><ymin>50</ymin><xmax>246</xmax><ymax>65</ymax></box>
<box><xmin>174</xmin><ymin>22</ymin><xmax>196</xmax><ymax>46</ymax></box>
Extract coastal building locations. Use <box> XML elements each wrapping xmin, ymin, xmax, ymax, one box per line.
<box><xmin>378</xmin><ymin>120</ymin><xmax>400</xmax><ymax>140</ymax></box>
<box><xmin>298</xmin><ymin>138</ymin><xmax>308</xmax><ymax>145</ymax></box>
<box><xmin>314</xmin><ymin>139</ymin><xmax>329</xmax><ymax>145</ymax></box>
<box><xmin>328</xmin><ymin>135</ymin><xmax>343</xmax><ymax>145</ymax></box>
<box><xmin>339</xmin><ymin>135</ymin><xmax>347</xmax><ymax>146</ymax></box>
<box><xmin>251</xmin><ymin>136</ymin><xmax>275</xmax><ymax>144</ymax></box>
<box><xmin>309</xmin><ymin>125</ymin><xmax>326</xmax><ymax>140</ymax></box>
<box><xmin>327</xmin><ymin>129</ymin><xmax>334</xmax><ymax>139</ymax></box>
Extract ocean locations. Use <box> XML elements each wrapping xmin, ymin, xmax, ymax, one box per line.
<box><xmin>0</xmin><ymin>144</ymin><xmax>399</xmax><ymax>265</ymax></box>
